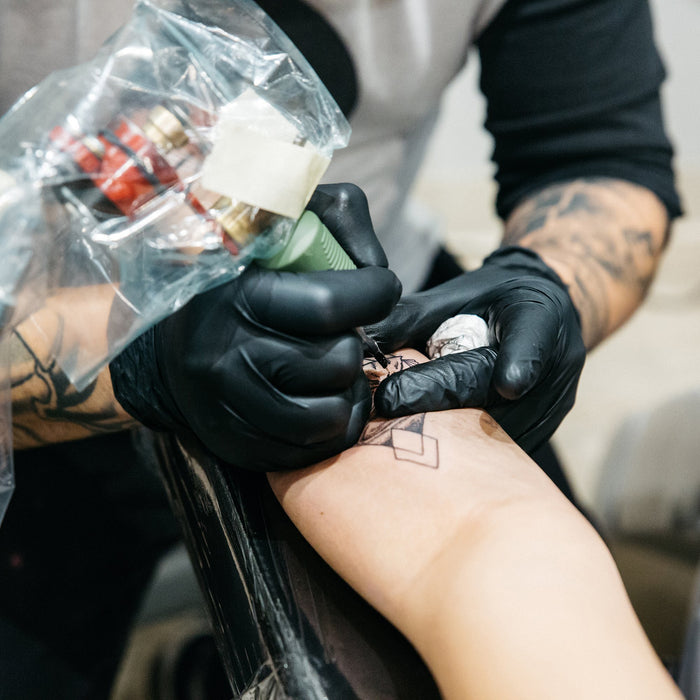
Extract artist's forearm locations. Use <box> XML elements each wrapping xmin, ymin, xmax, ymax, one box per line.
<box><xmin>9</xmin><ymin>294</ymin><xmax>137</xmax><ymax>449</ymax></box>
<box><xmin>504</xmin><ymin>178</ymin><xmax>669</xmax><ymax>349</ymax></box>
<box><xmin>11</xmin><ymin>363</ymin><xmax>135</xmax><ymax>449</ymax></box>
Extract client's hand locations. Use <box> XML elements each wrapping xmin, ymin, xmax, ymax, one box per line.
<box><xmin>110</xmin><ymin>184</ymin><xmax>402</xmax><ymax>471</ymax></box>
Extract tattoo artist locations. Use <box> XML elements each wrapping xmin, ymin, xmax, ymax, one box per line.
<box><xmin>4</xmin><ymin>0</ymin><xmax>681</xmax><ymax>484</ymax></box>
<box><xmin>0</xmin><ymin>0</ymin><xmax>681</xmax><ymax>696</ymax></box>
<box><xmin>113</xmin><ymin>0</ymin><xmax>681</xmax><ymax>494</ymax></box>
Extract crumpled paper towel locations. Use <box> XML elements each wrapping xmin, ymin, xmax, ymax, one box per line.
<box><xmin>426</xmin><ymin>314</ymin><xmax>490</xmax><ymax>359</ymax></box>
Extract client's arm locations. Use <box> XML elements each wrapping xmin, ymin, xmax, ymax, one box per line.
<box><xmin>268</xmin><ymin>350</ymin><xmax>682</xmax><ymax>700</ymax></box>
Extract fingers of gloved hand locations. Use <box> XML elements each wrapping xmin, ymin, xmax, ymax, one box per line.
<box><xmin>155</xmin><ymin>278</ymin><xmax>258</xmax><ymax>365</ymax></box>
<box><xmin>365</xmin><ymin>291</ymin><xmax>466</xmax><ymax>354</ymax></box>
<box><xmin>306</xmin><ymin>183</ymin><xmax>389</xmax><ymax>268</ymax></box>
<box><xmin>365</xmin><ymin>297</ymin><xmax>431</xmax><ymax>353</ymax></box>
<box><xmin>200</xmin><ymin>350</ymin><xmax>370</xmax><ymax>446</ymax></box>
<box><xmin>249</xmin><ymin>375</ymin><xmax>371</xmax><ymax>472</ymax></box>
<box><xmin>238</xmin><ymin>266</ymin><xmax>401</xmax><ymax>335</ymax></box>
<box><xmin>488</xmin><ymin>370</ymin><xmax>581</xmax><ymax>454</ymax></box>
<box><xmin>197</xmin><ymin>375</ymin><xmax>372</xmax><ymax>471</ymax></box>
<box><xmin>236</xmin><ymin>333</ymin><xmax>364</xmax><ymax>395</ymax></box>
<box><xmin>489</xmin><ymin>288</ymin><xmax>563</xmax><ymax>400</ymax></box>
<box><xmin>373</xmin><ymin>347</ymin><xmax>498</xmax><ymax>417</ymax></box>
<box><xmin>365</xmin><ymin>269</ymin><xmax>493</xmax><ymax>352</ymax></box>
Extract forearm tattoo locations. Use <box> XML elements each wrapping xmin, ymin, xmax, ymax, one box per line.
<box><xmin>504</xmin><ymin>178</ymin><xmax>667</xmax><ymax>348</ymax></box>
<box><xmin>10</xmin><ymin>320</ymin><xmax>134</xmax><ymax>447</ymax></box>
<box><xmin>359</xmin><ymin>354</ymin><xmax>439</xmax><ymax>469</ymax></box>
<box><xmin>358</xmin><ymin>414</ymin><xmax>439</xmax><ymax>469</ymax></box>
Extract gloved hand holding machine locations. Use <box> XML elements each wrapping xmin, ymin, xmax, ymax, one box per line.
<box><xmin>0</xmin><ymin>0</ymin><xmax>390</xmax><ymax>523</ymax></box>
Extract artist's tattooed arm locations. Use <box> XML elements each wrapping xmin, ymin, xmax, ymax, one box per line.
<box><xmin>9</xmin><ymin>313</ymin><xmax>136</xmax><ymax>449</ymax></box>
<box><xmin>504</xmin><ymin>178</ymin><xmax>669</xmax><ymax>349</ymax></box>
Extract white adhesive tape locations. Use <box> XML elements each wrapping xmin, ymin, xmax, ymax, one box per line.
<box><xmin>426</xmin><ymin>314</ymin><xmax>490</xmax><ymax>359</ymax></box>
<box><xmin>201</xmin><ymin>91</ymin><xmax>330</xmax><ymax>220</ymax></box>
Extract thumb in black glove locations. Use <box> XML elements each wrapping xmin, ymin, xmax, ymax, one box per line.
<box><xmin>367</xmin><ymin>246</ymin><xmax>585</xmax><ymax>454</ymax></box>
<box><xmin>109</xmin><ymin>183</ymin><xmax>401</xmax><ymax>471</ymax></box>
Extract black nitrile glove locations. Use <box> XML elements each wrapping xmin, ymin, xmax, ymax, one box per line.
<box><xmin>367</xmin><ymin>246</ymin><xmax>585</xmax><ymax>453</ymax></box>
<box><xmin>110</xmin><ymin>184</ymin><xmax>402</xmax><ymax>471</ymax></box>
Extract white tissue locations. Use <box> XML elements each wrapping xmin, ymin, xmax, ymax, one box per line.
<box><xmin>426</xmin><ymin>314</ymin><xmax>490</xmax><ymax>359</ymax></box>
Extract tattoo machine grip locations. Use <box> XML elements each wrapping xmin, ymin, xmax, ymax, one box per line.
<box><xmin>258</xmin><ymin>211</ymin><xmax>388</xmax><ymax>367</ymax></box>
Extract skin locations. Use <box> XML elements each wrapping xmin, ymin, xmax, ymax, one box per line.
<box><xmin>504</xmin><ymin>178</ymin><xmax>669</xmax><ymax>350</ymax></box>
<box><xmin>9</xmin><ymin>177</ymin><xmax>669</xmax><ymax>446</ymax></box>
<box><xmin>9</xmin><ymin>285</ymin><xmax>136</xmax><ymax>448</ymax></box>
<box><xmin>268</xmin><ymin>350</ymin><xmax>683</xmax><ymax>700</ymax></box>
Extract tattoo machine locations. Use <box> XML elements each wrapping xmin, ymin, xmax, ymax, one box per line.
<box><xmin>47</xmin><ymin>98</ymin><xmax>386</xmax><ymax>367</ymax></box>
<box><xmin>256</xmin><ymin>211</ymin><xmax>388</xmax><ymax>367</ymax></box>
<box><xmin>0</xmin><ymin>0</ymin><xmax>358</xmax><ymax>390</ymax></box>
<box><xmin>0</xmin><ymin>0</ymin><xmax>360</xmax><ymax>528</ymax></box>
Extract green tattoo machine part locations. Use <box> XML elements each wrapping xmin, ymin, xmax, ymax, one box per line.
<box><xmin>258</xmin><ymin>210</ymin><xmax>355</xmax><ymax>273</ymax></box>
<box><xmin>258</xmin><ymin>210</ymin><xmax>388</xmax><ymax>368</ymax></box>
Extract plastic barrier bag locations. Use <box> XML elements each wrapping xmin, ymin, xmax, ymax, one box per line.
<box><xmin>0</xmin><ymin>0</ymin><xmax>349</xmax><ymax>386</ymax></box>
<box><xmin>0</xmin><ymin>0</ymin><xmax>350</xmax><ymax>524</ymax></box>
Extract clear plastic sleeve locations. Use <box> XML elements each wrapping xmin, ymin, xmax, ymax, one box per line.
<box><xmin>0</xmin><ymin>0</ymin><xmax>350</xmax><ymax>525</ymax></box>
<box><xmin>0</xmin><ymin>0</ymin><xmax>350</xmax><ymax>388</ymax></box>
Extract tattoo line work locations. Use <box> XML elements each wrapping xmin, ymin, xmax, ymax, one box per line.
<box><xmin>504</xmin><ymin>178</ymin><xmax>663</xmax><ymax>347</ymax></box>
<box><xmin>363</xmin><ymin>354</ymin><xmax>419</xmax><ymax>392</ymax></box>
<box><xmin>10</xmin><ymin>322</ymin><xmax>132</xmax><ymax>445</ymax></box>
<box><xmin>358</xmin><ymin>414</ymin><xmax>439</xmax><ymax>469</ymax></box>
<box><xmin>360</xmin><ymin>353</ymin><xmax>439</xmax><ymax>469</ymax></box>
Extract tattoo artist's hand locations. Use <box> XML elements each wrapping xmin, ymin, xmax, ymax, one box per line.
<box><xmin>109</xmin><ymin>184</ymin><xmax>402</xmax><ymax>471</ymax></box>
<box><xmin>367</xmin><ymin>247</ymin><xmax>585</xmax><ymax>453</ymax></box>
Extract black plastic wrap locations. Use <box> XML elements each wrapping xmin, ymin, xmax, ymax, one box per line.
<box><xmin>155</xmin><ymin>432</ymin><xmax>441</xmax><ymax>699</ymax></box>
